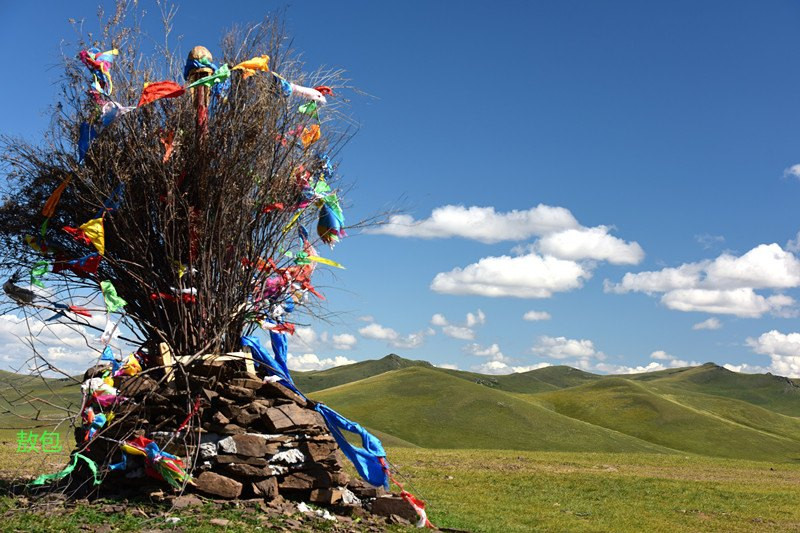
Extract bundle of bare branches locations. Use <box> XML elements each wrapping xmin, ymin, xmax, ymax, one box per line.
<box><xmin>0</xmin><ymin>4</ymin><xmax>354</xmax><ymax>363</ymax></box>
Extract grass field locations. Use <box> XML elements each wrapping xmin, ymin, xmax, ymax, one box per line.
<box><xmin>388</xmin><ymin>448</ymin><xmax>800</xmax><ymax>532</ymax></box>
<box><xmin>0</xmin><ymin>445</ymin><xmax>797</xmax><ymax>532</ymax></box>
<box><xmin>2</xmin><ymin>359</ymin><xmax>800</xmax><ymax>530</ymax></box>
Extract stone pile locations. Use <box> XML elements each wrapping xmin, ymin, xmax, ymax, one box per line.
<box><xmin>75</xmin><ymin>351</ymin><xmax>416</xmax><ymax>522</ymax></box>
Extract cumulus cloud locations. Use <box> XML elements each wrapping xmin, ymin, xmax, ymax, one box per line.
<box><xmin>783</xmin><ymin>164</ymin><xmax>800</xmax><ymax>180</ymax></box>
<box><xmin>532</xmin><ymin>335</ymin><xmax>602</xmax><ymax>360</ymax></box>
<box><xmin>464</xmin><ymin>342</ymin><xmax>507</xmax><ymax>362</ymax></box>
<box><xmin>430</xmin><ymin>314</ymin><xmax>448</xmax><ymax>327</ymax></box>
<box><xmin>723</xmin><ymin>362</ymin><xmax>769</xmax><ymax>374</ymax></box>
<box><xmin>695</xmin><ymin>234</ymin><xmax>725</xmax><ymax>249</ymax></box>
<box><xmin>471</xmin><ymin>360</ymin><xmax>552</xmax><ymax>375</ymax></box>
<box><xmin>432</xmin><ymin>253</ymin><xmax>591</xmax><ymax>298</ymax></box>
<box><xmin>535</xmin><ymin>226</ymin><xmax>644</xmax><ymax>265</ymax></box>
<box><xmin>287</xmin><ymin>353</ymin><xmax>356</xmax><ymax>372</ymax></box>
<box><xmin>289</xmin><ymin>327</ymin><xmax>358</xmax><ymax>351</ymax></box>
<box><xmin>369</xmin><ymin>204</ymin><xmax>579</xmax><ymax>243</ymax></box>
<box><xmin>607</xmin><ymin>243</ymin><xmax>800</xmax><ymax>318</ymax></box>
<box><xmin>523</xmin><ymin>311</ymin><xmax>551</xmax><ymax>321</ymax></box>
<box><xmin>358</xmin><ymin>323</ymin><xmax>431</xmax><ymax>349</ymax></box>
<box><xmin>661</xmin><ymin>289</ymin><xmax>793</xmax><ymax>318</ymax></box>
<box><xmin>692</xmin><ymin>317</ymin><xmax>722</xmax><ymax>330</ymax></box>
<box><xmin>331</xmin><ymin>333</ymin><xmax>357</xmax><ymax>350</ymax></box>
<box><xmin>435</xmin><ymin>363</ymin><xmax>460</xmax><ymax>370</ymax></box>
<box><xmin>442</xmin><ymin>325</ymin><xmax>475</xmax><ymax>340</ymax></box>
<box><xmin>431</xmin><ymin>309</ymin><xmax>486</xmax><ymax>339</ymax></box>
<box><xmin>746</xmin><ymin>330</ymin><xmax>800</xmax><ymax>377</ymax></box>
<box><xmin>466</xmin><ymin>310</ymin><xmax>486</xmax><ymax>327</ymax></box>
<box><xmin>464</xmin><ymin>342</ymin><xmax>551</xmax><ymax>374</ymax></box>
<box><xmin>587</xmin><ymin>356</ymin><xmax>698</xmax><ymax>375</ymax></box>
<box><xmin>0</xmin><ymin>313</ymin><xmax>132</xmax><ymax>375</ymax></box>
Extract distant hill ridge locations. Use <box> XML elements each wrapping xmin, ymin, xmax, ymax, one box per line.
<box><xmin>4</xmin><ymin>355</ymin><xmax>800</xmax><ymax>462</ymax></box>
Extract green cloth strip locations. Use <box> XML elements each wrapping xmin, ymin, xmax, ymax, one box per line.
<box><xmin>29</xmin><ymin>453</ymin><xmax>102</xmax><ymax>487</ymax></box>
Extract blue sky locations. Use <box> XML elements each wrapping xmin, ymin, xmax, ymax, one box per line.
<box><xmin>3</xmin><ymin>1</ymin><xmax>800</xmax><ymax>376</ymax></box>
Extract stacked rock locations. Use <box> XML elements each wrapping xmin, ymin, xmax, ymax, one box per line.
<box><xmin>75</xmin><ymin>351</ymin><xmax>404</xmax><ymax>515</ymax></box>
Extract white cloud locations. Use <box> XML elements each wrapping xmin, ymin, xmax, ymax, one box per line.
<box><xmin>532</xmin><ymin>335</ymin><xmax>601</xmax><ymax>360</ymax></box>
<box><xmin>607</xmin><ymin>263</ymin><xmax>706</xmax><ymax>294</ymax></box>
<box><xmin>0</xmin><ymin>313</ymin><xmax>131</xmax><ymax>375</ymax></box>
<box><xmin>466</xmin><ymin>310</ymin><xmax>486</xmax><ymax>327</ymax></box>
<box><xmin>286</xmin><ymin>353</ymin><xmax>356</xmax><ymax>372</ymax></box>
<box><xmin>705</xmin><ymin>245</ymin><xmax>800</xmax><ymax>289</ymax></box>
<box><xmin>464</xmin><ymin>342</ymin><xmax>507</xmax><ymax>362</ymax></box>
<box><xmin>442</xmin><ymin>325</ymin><xmax>475</xmax><ymax>340</ymax></box>
<box><xmin>358</xmin><ymin>323</ymin><xmax>398</xmax><ymax>341</ymax></box>
<box><xmin>523</xmin><ymin>310</ymin><xmax>551</xmax><ymax>321</ymax></box>
<box><xmin>430</xmin><ymin>313</ymin><xmax>448</xmax><ymax>326</ymax></box>
<box><xmin>786</xmin><ymin>232</ymin><xmax>800</xmax><ymax>253</ymax></box>
<box><xmin>432</xmin><ymin>309</ymin><xmax>486</xmax><ymax>339</ymax></box>
<box><xmin>692</xmin><ymin>318</ymin><xmax>722</xmax><ymax>330</ymax></box>
<box><xmin>661</xmin><ymin>288</ymin><xmax>793</xmax><ymax>318</ymax></box>
<box><xmin>357</xmin><ymin>323</ymin><xmax>431</xmax><ymax>349</ymax></box>
<box><xmin>369</xmin><ymin>204</ymin><xmax>579</xmax><ymax>243</ymax></box>
<box><xmin>608</xmin><ymin>243</ymin><xmax>800</xmax><ymax>318</ymax></box>
<box><xmin>746</xmin><ymin>330</ymin><xmax>800</xmax><ymax>377</ymax></box>
<box><xmin>695</xmin><ymin>234</ymin><xmax>725</xmax><ymax>249</ymax></box>
<box><xmin>591</xmin><ymin>357</ymin><xmax>698</xmax><ymax>375</ymax></box>
<box><xmin>783</xmin><ymin>164</ymin><xmax>800</xmax><ymax>179</ymax></box>
<box><xmin>331</xmin><ymin>333</ymin><xmax>357</xmax><ymax>350</ymax></box>
<box><xmin>471</xmin><ymin>360</ymin><xmax>552</xmax><ymax>375</ymax></box>
<box><xmin>723</xmin><ymin>363</ymin><xmax>769</xmax><ymax>374</ymax></box>
<box><xmin>357</xmin><ymin>315</ymin><xmax>375</xmax><ymax>322</ymax></box>
<box><xmin>290</xmin><ymin>326</ymin><xmax>318</xmax><ymax>351</ymax></box>
<box><xmin>535</xmin><ymin>226</ymin><xmax>644</xmax><ymax>265</ymax></box>
<box><xmin>432</xmin><ymin>253</ymin><xmax>590</xmax><ymax>298</ymax></box>
<box><xmin>289</xmin><ymin>327</ymin><xmax>358</xmax><ymax>352</ymax></box>
<box><xmin>435</xmin><ymin>363</ymin><xmax>460</xmax><ymax>370</ymax></box>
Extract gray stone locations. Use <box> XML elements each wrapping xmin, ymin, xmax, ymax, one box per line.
<box><xmin>262</xmin><ymin>403</ymin><xmax>324</xmax><ymax>432</ymax></box>
<box><xmin>217</xmin><ymin>436</ymin><xmax>237</xmax><ymax>454</ymax></box>
<box><xmin>229</xmin><ymin>377</ymin><xmax>264</xmax><ymax>390</ymax></box>
<box><xmin>259</xmin><ymin>380</ymin><xmax>308</xmax><ymax>406</ymax></box>
<box><xmin>230</xmin><ymin>434</ymin><xmax>269</xmax><ymax>457</ymax></box>
<box><xmin>199</xmin><ymin>442</ymin><xmax>218</xmax><ymax>460</ymax></box>
<box><xmin>224</xmin><ymin>385</ymin><xmax>254</xmax><ymax>401</ymax></box>
<box><xmin>310</xmin><ymin>488</ymin><xmax>343</xmax><ymax>506</ymax></box>
<box><xmin>215</xmin><ymin>454</ymin><xmax>268</xmax><ymax>466</ymax></box>
<box><xmin>278</xmin><ymin>471</ymin><xmax>326</xmax><ymax>490</ymax></box>
<box><xmin>172</xmin><ymin>494</ymin><xmax>203</xmax><ymax>509</ymax></box>
<box><xmin>222</xmin><ymin>463</ymin><xmax>275</xmax><ymax>478</ymax></box>
<box><xmin>252</xmin><ymin>477</ymin><xmax>279</xmax><ymax>500</ymax></box>
<box><xmin>371</xmin><ymin>496</ymin><xmax>418</xmax><ymax>523</ymax></box>
<box><xmin>195</xmin><ymin>471</ymin><xmax>242</xmax><ymax>499</ymax></box>
<box><xmin>118</xmin><ymin>375</ymin><xmax>158</xmax><ymax>397</ymax></box>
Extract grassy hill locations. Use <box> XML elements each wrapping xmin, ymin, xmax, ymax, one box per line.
<box><xmin>311</xmin><ymin>366</ymin><xmax>674</xmax><ymax>453</ymax></box>
<box><xmin>295</xmin><ymin>356</ymin><xmax>601</xmax><ymax>394</ymax></box>
<box><xmin>529</xmin><ymin>377</ymin><xmax>800</xmax><ymax>462</ymax></box>
<box><xmin>2</xmin><ymin>354</ymin><xmax>800</xmax><ymax>463</ymax></box>
<box><xmin>293</xmin><ymin>354</ymin><xmax>432</xmax><ymax>392</ymax></box>
<box><xmin>628</xmin><ymin>363</ymin><xmax>800</xmax><ymax>416</ymax></box>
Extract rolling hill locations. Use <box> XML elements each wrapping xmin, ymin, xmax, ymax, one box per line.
<box><xmin>311</xmin><ymin>366</ymin><xmax>673</xmax><ymax>453</ymax></box>
<box><xmin>303</xmin><ymin>356</ymin><xmax>800</xmax><ymax>462</ymax></box>
<box><xmin>2</xmin><ymin>354</ymin><xmax>800</xmax><ymax>463</ymax></box>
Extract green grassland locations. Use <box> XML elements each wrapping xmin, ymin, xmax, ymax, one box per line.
<box><xmin>388</xmin><ymin>448</ymin><xmax>800</xmax><ymax>532</ymax></box>
<box><xmin>312</xmin><ymin>367</ymin><xmax>672</xmax><ymax>453</ymax></box>
<box><xmin>310</xmin><ymin>365</ymin><xmax>800</xmax><ymax>463</ymax></box>
<box><xmin>0</xmin><ymin>446</ymin><xmax>797</xmax><ymax>532</ymax></box>
<box><xmin>1</xmin><ymin>357</ymin><xmax>800</xmax><ymax>530</ymax></box>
